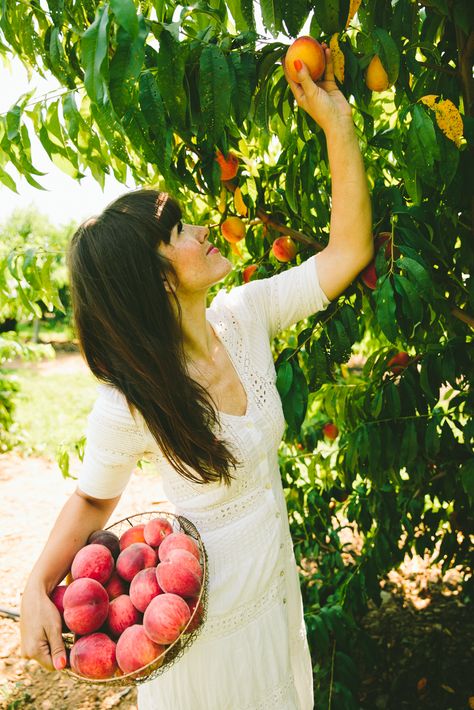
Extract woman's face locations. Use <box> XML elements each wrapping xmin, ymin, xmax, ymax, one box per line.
<box><xmin>158</xmin><ymin>220</ymin><xmax>232</xmax><ymax>297</ymax></box>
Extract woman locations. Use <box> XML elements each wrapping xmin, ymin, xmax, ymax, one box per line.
<box><xmin>20</xmin><ymin>46</ymin><xmax>373</xmax><ymax>708</ymax></box>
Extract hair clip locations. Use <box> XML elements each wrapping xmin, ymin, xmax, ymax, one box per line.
<box><xmin>155</xmin><ymin>192</ymin><xmax>169</xmax><ymax>219</ymax></box>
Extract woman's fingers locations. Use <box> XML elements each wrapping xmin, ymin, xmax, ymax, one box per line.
<box><xmin>282</xmin><ymin>54</ymin><xmax>305</xmax><ymax>103</ymax></box>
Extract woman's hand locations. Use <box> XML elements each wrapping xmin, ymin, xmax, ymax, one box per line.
<box><xmin>283</xmin><ymin>44</ymin><xmax>354</xmax><ymax>135</ymax></box>
<box><xmin>20</xmin><ymin>583</ymin><xmax>67</xmax><ymax>672</ymax></box>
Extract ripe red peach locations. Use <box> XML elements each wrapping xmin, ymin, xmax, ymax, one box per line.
<box><xmin>272</xmin><ymin>236</ymin><xmax>297</xmax><ymax>263</ymax></box>
<box><xmin>116</xmin><ymin>624</ymin><xmax>166</xmax><ymax>675</ymax></box>
<box><xmin>143</xmin><ymin>593</ymin><xmax>191</xmax><ymax>645</ymax></box>
<box><xmin>360</xmin><ymin>232</ymin><xmax>400</xmax><ymax>290</ymax></box>
<box><xmin>386</xmin><ymin>351</ymin><xmax>410</xmax><ymax>375</ymax></box>
<box><xmin>323</xmin><ymin>422</ymin><xmax>339</xmax><ymax>441</ymax></box>
<box><xmin>284</xmin><ymin>36</ymin><xmax>326</xmax><ymax>83</ymax></box>
<box><xmin>158</xmin><ymin>532</ymin><xmax>200</xmax><ymax>563</ymax></box>
<box><xmin>129</xmin><ymin>568</ymin><xmax>163</xmax><ymax>613</ymax></box>
<box><xmin>71</xmin><ymin>543</ymin><xmax>114</xmax><ymax>585</ymax></box>
<box><xmin>156</xmin><ymin>554</ymin><xmax>202</xmax><ymax>599</ymax></box>
<box><xmin>104</xmin><ymin>571</ymin><xmax>129</xmax><ymax>601</ymax></box>
<box><xmin>144</xmin><ymin>517</ymin><xmax>173</xmax><ymax>549</ymax></box>
<box><xmin>63</xmin><ymin>578</ymin><xmax>109</xmax><ymax>635</ymax></box>
<box><xmin>243</xmin><ymin>264</ymin><xmax>258</xmax><ymax>283</ymax></box>
<box><xmin>167</xmin><ymin>549</ymin><xmax>203</xmax><ymax>581</ymax></box>
<box><xmin>185</xmin><ymin>597</ymin><xmax>205</xmax><ymax>633</ymax></box>
<box><xmin>215</xmin><ymin>150</ymin><xmax>239</xmax><ymax>181</ymax></box>
<box><xmin>119</xmin><ymin>524</ymin><xmax>146</xmax><ymax>551</ymax></box>
<box><xmin>49</xmin><ymin>585</ymin><xmax>69</xmax><ymax>632</ymax></box>
<box><xmin>221</xmin><ymin>216</ymin><xmax>245</xmax><ymax>244</ymax></box>
<box><xmin>116</xmin><ymin>543</ymin><xmax>158</xmax><ymax>582</ymax></box>
<box><xmin>106</xmin><ymin>594</ymin><xmax>142</xmax><ymax>639</ymax></box>
<box><xmin>70</xmin><ymin>632</ymin><xmax>117</xmax><ymax>679</ymax></box>
<box><xmin>87</xmin><ymin>530</ymin><xmax>121</xmax><ymax>561</ymax></box>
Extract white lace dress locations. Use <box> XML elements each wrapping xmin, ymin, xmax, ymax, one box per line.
<box><xmin>77</xmin><ymin>253</ymin><xmax>331</xmax><ymax>710</ymax></box>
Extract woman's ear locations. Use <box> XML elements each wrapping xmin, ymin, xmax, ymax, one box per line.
<box><xmin>162</xmin><ymin>274</ymin><xmax>176</xmax><ymax>294</ymax></box>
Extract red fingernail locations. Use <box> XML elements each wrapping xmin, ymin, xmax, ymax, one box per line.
<box><xmin>293</xmin><ymin>59</ymin><xmax>302</xmax><ymax>72</ymax></box>
<box><xmin>54</xmin><ymin>655</ymin><xmax>66</xmax><ymax>670</ymax></box>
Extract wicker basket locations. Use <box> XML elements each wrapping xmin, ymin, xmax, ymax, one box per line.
<box><xmin>62</xmin><ymin>510</ymin><xmax>208</xmax><ymax>687</ymax></box>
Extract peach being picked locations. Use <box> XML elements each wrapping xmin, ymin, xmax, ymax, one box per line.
<box><xmin>70</xmin><ymin>632</ymin><xmax>117</xmax><ymax>679</ymax></box>
<box><xmin>119</xmin><ymin>524</ymin><xmax>146</xmax><ymax>551</ymax></box>
<box><xmin>143</xmin><ymin>593</ymin><xmax>191</xmax><ymax>645</ymax></box>
<box><xmin>63</xmin><ymin>578</ymin><xmax>109</xmax><ymax>635</ymax></box>
<box><xmin>116</xmin><ymin>624</ymin><xmax>166</xmax><ymax>675</ymax></box>
<box><xmin>129</xmin><ymin>567</ymin><xmax>163</xmax><ymax>613</ymax></box>
<box><xmin>284</xmin><ymin>36</ymin><xmax>326</xmax><ymax>83</ymax></box>
<box><xmin>144</xmin><ymin>517</ymin><xmax>173</xmax><ymax>549</ymax></box>
<box><xmin>116</xmin><ymin>542</ymin><xmax>157</xmax><ymax>582</ymax></box>
<box><xmin>156</xmin><ymin>550</ymin><xmax>202</xmax><ymax>599</ymax></box>
<box><xmin>87</xmin><ymin>529</ymin><xmax>121</xmax><ymax>561</ymax></box>
<box><xmin>71</xmin><ymin>543</ymin><xmax>114</xmax><ymax>585</ymax></box>
<box><xmin>158</xmin><ymin>532</ymin><xmax>200</xmax><ymax>562</ymax></box>
<box><xmin>105</xmin><ymin>594</ymin><xmax>142</xmax><ymax>638</ymax></box>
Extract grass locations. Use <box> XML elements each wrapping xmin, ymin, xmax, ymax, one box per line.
<box><xmin>8</xmin><ymin>358</ymin><xmax>158</xmax><ymax>479</ymax></box>
<box><xmin>9</xmin><ymin>366</ymin><xmax>98</xmax><ymax>461</ymax></box>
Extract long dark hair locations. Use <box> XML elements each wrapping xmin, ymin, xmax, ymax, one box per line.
<box><xmin>66</xmin><ymin>188</ymin><xmax>239</xmax><ymax>487</ymax></box>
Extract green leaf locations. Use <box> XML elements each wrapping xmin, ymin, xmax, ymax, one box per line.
<box><xmin>372</xmin><ymin>27</ymin><xmax>400</xmax><ymax>84</ymax></box>
<box><xmin>260</xmin><ymin>0</ymin><xmax>283</xmax><ymax>37</ymax></box>
<box><xmin>139</xmin><ymin>71</ymin><xmax>172</xmax><ymax>176</ymax></box>
<box><xmin>425</xmin><ymin>415</ymin><xmax>441</xmax><ymax>458</ymax></box>
<box><xmin>110</xmin><ymin>0</ymin><xmax>139</xmax><ymax>38</ymax></box>
<box><xmin>399</xmin><ymin>256</ymin><xmax>433</xmax><ymax>303</ymax></box>
<box><xmin>276</xmin><ymin>360</ymin><xmax>293</xmax><ymax>398</ymax></box>
<box><xmin>399</xmin><ymin>420</ymin><xmax>418</xmax><ymax>466</ymax></box>
<box><xmin>282</xmin><ymin>360</ymin><xmax>308</xmax><ymax>433</ymax></box>
<box><xmin>383</xmin><ymin>381</ymin><xmax>401</xmax><ymax>419</ymax></box>
<box><xmin>313</xmin><ymin>0</ymin><xmax>350</xmax><ymax>35</ymax></box>
<box><xmin>155</xmin><ymin>29</ymin><xmax>188</xmax><ymax>130</ymax></box>
<box><xmin>81</xmin><ymin>4</ymin><xmax>110</xmax><ymax>105</ymax></box>
<box><xmin>109</xmin><ymin>17</ymin><xmax>147</xmax><ymax>116</ymax></box>
<box><xmin>393</xmin><ymin>273</ymin><xmax>424</xmax><ymax>333</ymax></box>
<box><xmin>0</xmin><ymin>165</ymin><xmax>17</xmax><ymax>192</ymax></box>
<box><xmin>281</xmin><ymin>0</ymin><xmax>310</xmax><ymax>37</ymax></box>
<box><xmin>460</xmin><ymin>459</ymin><xmax>474</xmax><ymax>506</ymax></box>
<box><xmin>406</xmin><ymin>105</ymin><xmax>440</xmax><ymax>183</ymax></box>
<box><xmin>285</xmin><ymin>145</ymin><xmax>299</xmax><ymax>213</ymax></box>
<box><xmin>199</xmin><ymin>45</ymin><xmax>231</xmax><ymax>146</ymax></box>
<box><xmin>6</xmin><ymin>106</ymin><xmax>21</xmax><ymax>140</ymax></box>
<box><xmin>374</xmin><ymin>276</ymin><xmax>397</xmax><ymax>343</ymax></box>
<box><xmin>311</xmin><ymin>615</ymin><xmax>330</xmax><ymax>657</ymax></box>
<box><xmin>339</xmin><ymin>304</ymin><xmax>360</xmax><ymax>345</ymax></box>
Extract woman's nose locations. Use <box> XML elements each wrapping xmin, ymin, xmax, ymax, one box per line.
<box><xmin>197</xmin><ymin>226</ymin><xmax>209</xmax><ymax>242</ymax></box>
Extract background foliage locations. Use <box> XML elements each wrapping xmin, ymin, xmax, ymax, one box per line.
<box><xmin>1</xmin><ymin>0</ymin><xmax>473</xmax><ymax>706</ymax></box>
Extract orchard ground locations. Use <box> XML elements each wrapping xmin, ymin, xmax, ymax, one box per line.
<box><xmin>0</xmin><ymin>353</ymin><xmax>472</xmax><ymax>709</ymax></box>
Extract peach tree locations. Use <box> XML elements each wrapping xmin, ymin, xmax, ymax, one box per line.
<box><xmin>1</xmin><ymin>0</ymin><xmax>473</xmax><ymax>705</ymax></box>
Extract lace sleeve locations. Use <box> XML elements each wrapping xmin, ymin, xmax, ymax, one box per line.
<box><xmin>77</xmin><ymin>385</ymin><xmax>149</xmax><ymax>500</ymax></box>
<box><xmin>212</xmin><ymin>253</ymin><xmax>330</xmax><ymax>340</ymax></box>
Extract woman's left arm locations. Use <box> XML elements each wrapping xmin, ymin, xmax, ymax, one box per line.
<box><xmin>284</xmin><ymin>44</ymin><xmax>374</xmax><ymax>302</ymax></box>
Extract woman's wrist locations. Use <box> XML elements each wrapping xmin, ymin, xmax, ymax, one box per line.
<box><xmin>323</xmin><ymin>116</ymin><xmax>356</xmax><ymax>142</ymax></box>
